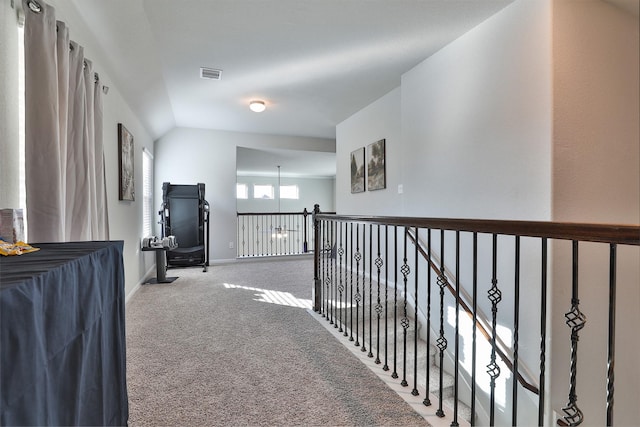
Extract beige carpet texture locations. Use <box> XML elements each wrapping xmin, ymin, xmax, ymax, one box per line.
<box><xmin>125</xmin><ymin>257</ymin><xmax>429</xmax><ymax>426</ymax></box>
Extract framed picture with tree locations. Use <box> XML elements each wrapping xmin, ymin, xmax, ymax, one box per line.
<box><xmin>367</xmin><ymin>139</ymin><xmax>386</xmax><ymax>191</ymax></box>
<box><xmin>350</xmin><ymin>147</ymin><xmax>365</xmax><ymax>193</ymax></box>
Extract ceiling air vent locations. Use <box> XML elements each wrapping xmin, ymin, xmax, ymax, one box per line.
<box><xmin>200</xmin><ymin>67</ymin><xmax>222</xmax><ymax>80</ymax></box>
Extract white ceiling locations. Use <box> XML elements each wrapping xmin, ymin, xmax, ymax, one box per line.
<box><xmin>62</xmin><ymin>0</ymin><xmax>637</xmax><ymax>177</ymax></box>
<box><xmin>236</xmin><ymin>147</ymin><xmax>337</xmax><ymax>178</ymax></box>
<box><xmin>67</xmin><ymin>0</ymin><xmax>517</xmax><ymax>141</ymax></box>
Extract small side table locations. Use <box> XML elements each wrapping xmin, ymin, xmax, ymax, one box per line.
<box><xmin>142</xmin><ymin>246</ymin><xmax>178</xmax><ymax>284</ymax></box>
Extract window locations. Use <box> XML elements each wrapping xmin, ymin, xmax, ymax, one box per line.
<box><xmin>142</xmin><ymin>148</ymin><xmax>153</xmax><ymax>237</ymax></box>
<box><xmin>253</xmin><ymin>184</ymin><xmax>274</xmax><ymax>199</ymax></box>
<box><xmin>236</xmin><ymin>183</ymin><xmax>248</xmax><ymax>199</ymax></box>
<box><xmin>280</xmin><ymin>185</ymin><xmax>299</xmax><ymax>199</ymax></box>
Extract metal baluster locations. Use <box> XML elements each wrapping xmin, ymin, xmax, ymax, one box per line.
<box><xmin>436</xmin><ymin>229</ymin><xmax>448</xmax><ymax>418</ymax></box>
<box><xmin>355</xmin><ymin>224</ymin><xmax>361</xmax><ymax>347</ymax></box>
<box><xmin>562</xmin><ymin>241</ymin><xmax>586</xmax><ymax>426</ymax></box>
<box><xmin>361</xmin><ymin>225</ymin><xmax>367</xmax><ymax>354</ymax></box>
<box><xmin>270</xmin><ymin>215</ymin><xmax>274</xmax><ymax>255</ymax></box>
<box><xmin>400</xmin><ymin>229</ymin><xmax>410</xmax><ymax>387</ymax></box>
<box><xmin>392</xmin><ymin>225</ymin><xmax>399</xmax><ymax>380</ymax></box>
<box><xmin>321</xmin><ymin>220</ymin><xmax>327</xmax><ymax>318</ymax></box>
<box><xmin>333</xmin><ymin>222</ymin><xmax>338</xmax><ymax>329</ymax></box>
<box><xmin>338</xmin><ymin>223</ymin><xmax>345</xmax><ymax>333</ymax></box>
<box><xmin>349</xmin><ymin>223</ymin><xmax>354</xmax><ymax>342</ymax></box>
<box><xmin>412</xmin><ymin>227</ymin><xmax>420</xmax><ymax>396</ymax></box>
<box><xmin>375</xmin><ymin>225</ymin><xmax>383</xmax><ymax>365</ymax></box>
<box><xmin>423</xmin><ymin>228</ymin><xmax>432</xmax><ymax>407</ymax></box>
<box><xmin>512</xmin><ymin>236</ymin><xmax>521</xmax><ymax>426</ymax></box>
<box><xmin>254</xmin><ymin>215</ymin><xmax>258</xmax><ymax>256</ymax></box>
<box><xmin>325</xmin><ymin>220</ymin><xmax>331</xmax><ymax>318</ymax></box>
<box><xmin>240</xmin><ymin>216</ymin><xmax>245</xmax><ymax>257</ymax></box>
<box><xmin>383</xmin><ymin>225</ymin><xmax>390</xmax><ymax>372</ymax></box>
<box><xmin>452</xmin><ymin>231</ymin><xmax>460</xmax><ymax>426</ymax></box>
<box><xmin>538</xmin><ymin>238</ymin><xmax>548</xmax><ymax>426</ymax></box>
<box><xmin>487</xmin><ymin>233</ymin><xmax>502</xmax><ymax>426</ymax></box>
<box><xmin>329</xmin><ymin>221</ymin><xmax>334</xmax><ymax>325</ymax></box>
<box><xmin>606</xmin><ymin>243</ymin><xmax>617</xmax><ymax>426</ymax></box>
<box><xmin>368</xmin><ymin>224</ymin><xmax>373</xmax><ymax>357</ymax></box>
<box><xmin>312</xmin><ymin>207</ymin><xmax>321</xmax><ymax>312</ymax></box>
<box><xmin>471</xmin><ymin>232</ymin><xmax>478</xmax><ymax>425</ymax></box>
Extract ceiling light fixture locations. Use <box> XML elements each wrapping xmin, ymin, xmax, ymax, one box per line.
<box><xmin>249</xmin><ymin>100</ymin><xmax>266</xmax><ymax>113</ymax></box>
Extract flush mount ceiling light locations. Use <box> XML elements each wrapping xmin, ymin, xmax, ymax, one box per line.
<box><xmin>249</xmin><ymin>100</ymin><xmax>266</xmax><ymax>113</ymax></box>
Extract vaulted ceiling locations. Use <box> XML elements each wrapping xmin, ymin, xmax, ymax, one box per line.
<box><xmin>57</xmin><ymin>0</ymin><xmax>637</xmax><ymax>177</ymax></box>
<box><xmin>65</xmin><ymin>0</ymin><xmax>524</xmax><ymax>141</ymax></box>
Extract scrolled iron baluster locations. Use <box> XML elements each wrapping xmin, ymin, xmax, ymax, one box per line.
<box><xmin>487</xmin><ymin>234</ymin><xmax>502</xmax><ymax>426</ymax></box>
<box><xmin>562</xmin><ymin>241</ymin><xmax>586</xmax><ymax>427</ymax></box>
<box><xmin>436</xmin><ymin>230</ymin><xmax>448</xmax><ymax>418</ymax></box>
<box><xmin>400</xmin><ymin>230</ymin><xmax>410</xmax><ymax>387</ymax></box>
<box><xmin>354</xmin><ymin>224</ymin><xmax>361</xmax><ymax>347</ymax></box>
<box><xmin>337</xmin><ymin>224</ymin><xmax>345</xmax><ymax>334</ymax></box>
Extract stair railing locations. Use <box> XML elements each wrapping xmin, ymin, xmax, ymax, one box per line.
<box><xmin>406</xmin><ymin>227</ymin><xmax>540</xmax><ymax>395</ymax></box>
<box><xmin>311</xmin><ymin>205</ymin><xmax>639</xmax><ymax>426</ymax></box>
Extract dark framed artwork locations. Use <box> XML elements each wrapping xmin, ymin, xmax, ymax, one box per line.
<box><xmin>367</xmin><ymin>139</ymin><xmax>386</xmax><ymax>191</ymax></box>
<box><xmin>350</xmin><ymin>147</ymin><xmax>365</xmax><ymax>193</ymax></box>
<box><xmin>118</xmin><ymin>123</ymin><xmax>135</xmax><ymax>201</ymax></box>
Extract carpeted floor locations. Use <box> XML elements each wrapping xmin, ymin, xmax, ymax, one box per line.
<box><xmin>125</xmin><ymin>256</ymin><xmax>429</xmax><ymax>426</ymax></box>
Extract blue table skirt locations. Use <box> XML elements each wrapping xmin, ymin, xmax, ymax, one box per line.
<box><xmin>1</xmin><ymin>241</ymin><xmax>128</xmax><ymax>426</ymax></box>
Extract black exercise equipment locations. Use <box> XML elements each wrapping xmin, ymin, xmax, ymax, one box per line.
<box><xmin>159</xmin><ymin>182</ymin><xmax>210</xmax><ymax>272</ymax></box>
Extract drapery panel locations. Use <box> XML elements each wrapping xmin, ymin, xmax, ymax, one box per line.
<box><xmin>23</xmin><ymin>0</ymin><xmax>109</xmax><ymax>242</ymax></box>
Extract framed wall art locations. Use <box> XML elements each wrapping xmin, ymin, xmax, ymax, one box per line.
<box><xmin>118</xmin><ymin>123</ymin><xmax>135</xmax><ymax>201</ymax></box>
<box><xmin>350</xmin><ymin>147</ymin><xmax>365</xmax><ymax>193</ymax></box>
<box><xmin>367</xmin><ymin>139</ymin><xmax>386</xmax><ymax>191</ymax></box>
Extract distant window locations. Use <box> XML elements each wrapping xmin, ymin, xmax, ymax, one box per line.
<box><xmin>236</xmin><ymin>183</ymin><xmax>248</xmax><ymax>199</ymax></box>
<box><xmin>280</xmin><ymin>185</ymin><xmax>299</xmax><ymax>199</ymax></box>
<box><xmin>253</xmin><ymin>184</ymin><xmax>274</xmax><ymax>199</ymax></box>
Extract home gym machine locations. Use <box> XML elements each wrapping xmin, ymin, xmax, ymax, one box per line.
<box><xmin>159</xmin><ymin>182</ymin><xmax>210</xmax><ymax>272</ymax></box>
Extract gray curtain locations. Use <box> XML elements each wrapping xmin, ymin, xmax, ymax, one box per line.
<box><xmin>23</xmin><ymin>0</ymin><xmax>108</xmax><ymax>242</ymax></box>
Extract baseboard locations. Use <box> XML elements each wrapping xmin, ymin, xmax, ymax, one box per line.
<box><xmin>125</xmin><ymin>264</ymin><xmax>156</xmax><ymax>304</ymax></box>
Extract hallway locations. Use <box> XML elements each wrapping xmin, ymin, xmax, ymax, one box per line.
<box><xmin>125</xmin><ymin>257</ymin><xmax>428</xmax><ymax>426</ymax></box>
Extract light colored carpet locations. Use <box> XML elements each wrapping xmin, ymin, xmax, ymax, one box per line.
<box><xmin>125</xmin><ymin>257</ymin><xmax>429</xmax><ymax>426</ymax></box>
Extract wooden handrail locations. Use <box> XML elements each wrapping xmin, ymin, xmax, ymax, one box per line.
<box><xmin>406</xmin><ymin>228</ymin><xmax>540</xmax><ymax>395</ymax></box>
<box><xmin>316</xmin><ymin>214</ymin><xmax>640</xmax><ymax>246</ymax></box>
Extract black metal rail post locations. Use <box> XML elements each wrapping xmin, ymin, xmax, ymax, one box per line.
<box><xmin>313</xmin><ymin>204</ymin><xmax>321</xmax><ymax>312</ymax></box>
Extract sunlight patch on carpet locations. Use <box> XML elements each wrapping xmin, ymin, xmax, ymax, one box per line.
<box><xmin>223</xmin><ymin>283</ymin><xmax>312</xmax><ymax>309</ymax></box>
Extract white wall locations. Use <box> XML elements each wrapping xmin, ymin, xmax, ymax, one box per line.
<box><xmin>336</xmin><ymin>0</ymin><xmax>639</xmax><ymax>424</ymax></box>
<box><xmin>336</xmin><ymin>87</ymin><xmax>403</xmax><ymax>215</ymax></box>
<box><xmin>0</xmin><ymin>0</ymin><xmax>157</xmax><ymax>300</ymax></box>
<box><xmin>400</xmin><ymin>0</ymin><xmax>552</xmax><ymax>221</ymax></box>
<box><xmin>236</xmin><ymin>175</ymin><xmax>334</xmax><ymax>213</ymax></box>
<box><xmin>550</xmin><ymin>1</ymin><xmax>640</xmax><ymax>424</ymax></box>
<box><xmin>154</xmin><ymin>127</ymin><xmax>335</xmax><ymax>261</ymax></box>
